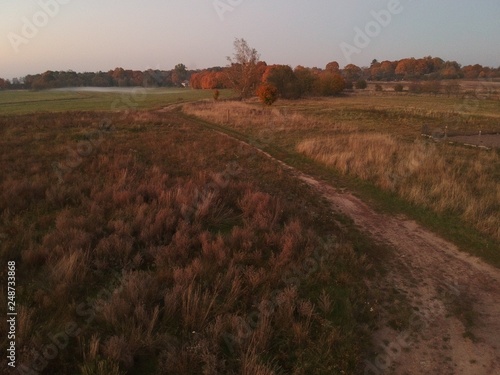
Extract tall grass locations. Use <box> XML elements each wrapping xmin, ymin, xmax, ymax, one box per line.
<box><xmin>0</xmin><ymin>110</ymin><xmax>373</xmax><ymax>374</ymax></box>
<box><xmin>183</xmin><ymin>100</ymin><xmax>499</xmax><ymax>244</ymax></box>
<box><xmin>297</xmin><ymin>134</ymin><xmax>500</xmax><ymax>240</ymax></box>
<box><xmin>183</xmin><ymin>100</ymin><xmax>355</xmax><ymax>135</ymax></box>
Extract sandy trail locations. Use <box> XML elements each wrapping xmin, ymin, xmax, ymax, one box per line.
<box><xmin>176</xmin><ymin>110</ymin><xmax>500</xmax><ymax>374</ymax></box>
<box><xmin>300</xmin><ymin>175</ymin><xmax>500</xmax><ymax>375</ymax></box>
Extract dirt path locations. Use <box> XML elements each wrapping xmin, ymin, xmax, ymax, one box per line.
<box><xmin>300</xmin><ymin>176</ymin><xmax>500</xmax><ymax>375</ymax></box>
<box><xmin>173</xmin><ymin>110</ymin><xmax>500</xmax><ymax>374</ymax></box>
<box><xmin>251</xmin><ymin>143</ymin><xmax>500</xmax><ymax>374</ymax></box>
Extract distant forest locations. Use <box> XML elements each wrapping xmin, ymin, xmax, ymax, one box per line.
<box><xmin>1</xmin><ymin>57</ymin><xmax>499</xmax><ymax>91</ymax></box>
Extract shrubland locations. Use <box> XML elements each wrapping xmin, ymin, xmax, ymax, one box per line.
<box><xmin>0</xmin><ymin>110</ymin><xmax>375</xmax><ymax>374</ymax></box>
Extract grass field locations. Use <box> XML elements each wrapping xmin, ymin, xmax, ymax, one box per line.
<box><xmin>1</xmin><ymin>86</ymin><xmax>499</xmax><ymax>374</ymax></box>
<box><xmin>0</xmin><ymin>97</ymin><xmax>379</xmax><ymax>374</ymax></box>
<box><xmin>183</xmin><ymin>91</ymin><xmax>500</xmax><ymax>266</ymax></box>
<box><xmin>0</xmin><ymin>88</ymin><xmax>233</xmax><ymax>115</ymax></box>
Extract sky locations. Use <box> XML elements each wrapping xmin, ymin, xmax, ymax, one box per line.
<box><xmin>1</xmin><ymin>0</ymin><xmax>500</xmax><ymax>80</ymax></box>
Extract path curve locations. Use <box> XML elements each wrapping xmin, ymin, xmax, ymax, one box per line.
<box><xmin>175</xmin><ymin>109</ymin><xmax>500</xmax><ymax>374</ymax></box>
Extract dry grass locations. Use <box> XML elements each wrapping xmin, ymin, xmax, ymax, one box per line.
<box><xmin>183</xmin><ymin>99</ymin><xmax>499</xmax><ymax>247</ymax></box>
<box><xmin>297</xmin><ymin>134</ymin><xmax>500</xmax><ymax>240</ymax></box>
<box><xmin>183</xmin><ymin>100</ymin><xmax>356</xmax><ymax>139</ymax></box>
<box><xmin>0</xmin><ymin>110</ymin><xmax>372</xmax><ymax>374</ymax></box>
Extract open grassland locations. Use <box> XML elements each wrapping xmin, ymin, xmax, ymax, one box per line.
<box><xmin>0</xmin><ymin>110</ymin><xmax>376</xmax><ymax>374</ymax></box>
<box><xmin>183</xmin><ymin>92</ymin><xmax>500</xmax><ymax>265</ymax></box>
<box><xmin>0</xmin><ymin>88</ymin><xmax>232</xmax><ymax>115</ymax></box>
<box><xmin>297</xmin><ymin>134</ymin><xmax>499</xmax><ymax>241</ymax></box>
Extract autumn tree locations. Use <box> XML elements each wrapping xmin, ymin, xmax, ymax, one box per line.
<box><xmin>395</xmin><ymin>58</ymin><xmax>417</xmax><ymax>80</ymax></box>
<box><xmin>294</xmin><ymin>66</ymin><xmax>316</xmax><ymax>96</ymax></box>
<box><xmin>342</xmin><ymin>64</ymin><xmax>362</xmax><ymax>82</ymax></box>
<box><xmin>462</xmin><ymin>65</ymin><xmax>483</xmax><ymax>79</ymax></box>
<box><xmin>325</xmin><ymin>61</ymin><xmax>340</xmax><ymax>74</ymax></box>
<box><xmin>256</xmin><ymin>83</ymin><xmax>278</xmax><ymax>105</ymax></box>
<box><xmin>314</xmin><ymin>73</ymin><xmax>346</xmax><ymax>96</ymax></box>
<box><xmin>110</xmin><ymin>67</ymin><xmax>128</xmax><ymax>86</ymax></box>
<box><xmin>226</xmin><ymin>38</ymin><xmax>261</xmax><ymax>99</ymax></box>
<box><xmin>379</xmin><ymin>60</ymin><xmax>396</xmax><ymax>80</ymax></box>
<box><xmin>190</xmin><ymin>69</ymin><xmax>228</xmax><ymax>89</ymax></box>
<box><xmin>440</xmin><ymin>61</ymin><xmax>462</xmax><ymax>79</ymax></box>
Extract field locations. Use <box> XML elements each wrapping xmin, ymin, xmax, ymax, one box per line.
<box><xmin>0</xmin><ymin>90</ymin><xmax>378</xmax><ymax>374</ymax></box>
<box><xmin>0</xmin><ymin>88</ymin><xmax>232</xmax><ymax>115</ymax></box>
<box><xmin>1</xmin><ymin>85</ymin><xmax>499</xmax><ymax>374</ymax></box>
<box><xmin>184</xmin><ymin>87</ymin><xmax>500</xmax><ymax>262</ymax></box>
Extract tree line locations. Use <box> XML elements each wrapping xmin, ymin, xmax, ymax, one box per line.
<box><xmin>191</xmin><ymin>57</ymin><xmax>500</xmax><ymax>92</ymax></box>
<box><xmin>1</xmin><ymin>41</ymin><xmax>499</xmax><ymax>95</ymax></box>
<box><xmin>192</xmin><ymin>39</ymin><xmax>500</xmax><ymax>103</ymax></box>
<box><xmin>0</xmin><ymin>64</ymin><xmax>190</xmax><ymax>91</ymax></box>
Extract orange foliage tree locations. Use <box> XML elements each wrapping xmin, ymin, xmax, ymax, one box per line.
<box><xmin>256</xmin><ymin>83</ymin><xmax>278</xmax><ymax>105</ymax></box>
<box><xmin>314</xmin><ymin>73</ymin><xmax>346</xmax><ymax>96</ymax></box>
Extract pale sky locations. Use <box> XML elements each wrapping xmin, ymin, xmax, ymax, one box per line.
<box><xmin>1</xmin><ymin>0</ymin><xmax>499</xmax><ymax>79</ymax></box>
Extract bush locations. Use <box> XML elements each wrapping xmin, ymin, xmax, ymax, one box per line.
<box><xmin>394</xmin><ymin>83</ymin><xmax>404</xmax><ymax>92</ymax></box>
<box><xmin>256</xmin><ymin>83</ymin><xmax>279</xmax><ymax>106</ymax></box>
<box><xmin>355</xmin><ymin>79</ymin><xmax>367</xmax><ymax>89</ymax></box>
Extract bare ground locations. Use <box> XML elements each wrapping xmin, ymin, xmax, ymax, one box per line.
<box><xmin>300</xmin><ymin>176</ymin><xmax>500</xmax><ymax>375</ymax></box>
<box><xmin>178</xmin><ymin>110</ymin><xmax>500</xmax><ymax>374</ymax></box>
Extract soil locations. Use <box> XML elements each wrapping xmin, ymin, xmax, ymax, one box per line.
<box><xmin>175</xmin><ymin>108</ymin><xmax>500</xmax><ymax>374</ymax></box>
<box><xmin>300</xmin><ymin>176</ymin><xmax>500</xmax><ymax>375</ymax></box>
